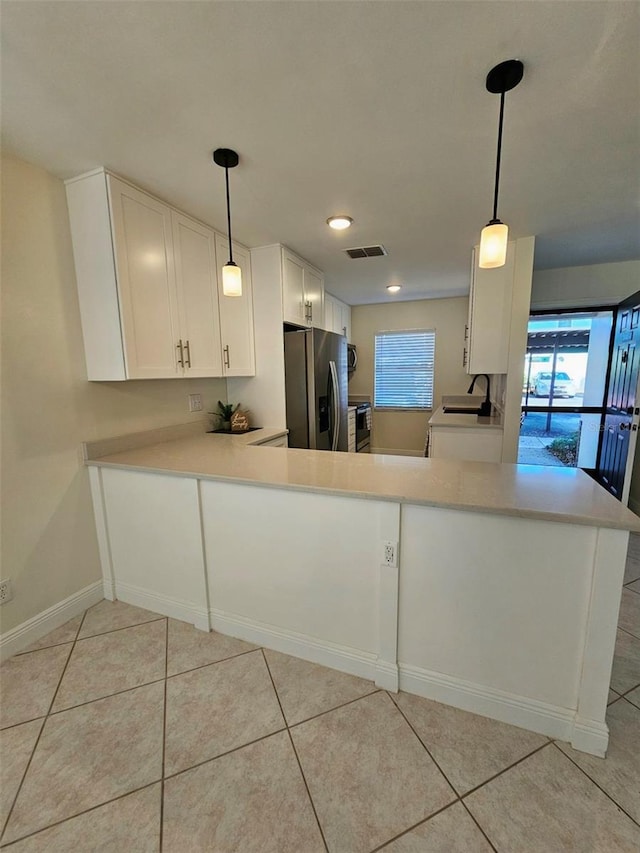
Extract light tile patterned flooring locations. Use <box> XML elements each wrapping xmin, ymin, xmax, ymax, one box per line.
<box><xmin>1</xmin><ymin>541</ymin><xmax>639</xmax><ymax>852</ymax></box>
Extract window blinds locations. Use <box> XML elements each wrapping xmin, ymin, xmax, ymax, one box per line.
<box><xmin>374</xmin><ymin>329</ymin><xmax>435</xmax><ymax>410</ymax></box>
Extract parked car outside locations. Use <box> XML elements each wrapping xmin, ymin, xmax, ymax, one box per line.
<box><xmin>530</xmin><ymin>371</ymin><xmax>576</xmax><ymax>398</ymax></box>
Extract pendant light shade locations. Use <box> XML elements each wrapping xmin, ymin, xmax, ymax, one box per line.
<box><xmin>213</xmin><ymin>148</ymin><xmax>242</xmax><ymax>297</ymax></box>
<box><xmin>478</xmin><ymin>59</ymin><xmax>524</xmax><ymax>270</ymax></box>
<box><xmin>479</xmin><ymin>221</ymin><xmax>509</xmax><ymax>268</ymax></box>
<box><xmin>222</xmin><ymin>261</ymin><xmax>242</xmax><ymax>297</ymax></box>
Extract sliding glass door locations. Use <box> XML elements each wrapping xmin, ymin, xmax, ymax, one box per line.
<box><xmin>519</xmin><ymin>310</ymin><xmax>614</xmax><ymax>469</ymax></box>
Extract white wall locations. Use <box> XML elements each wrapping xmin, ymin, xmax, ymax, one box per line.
<box><xmin>531</xmin><ymin>260</ymin><xmax>640</xmax><ymax>310</ymax></box>
<box><xmin>0</xmin><ymin>154</ymin><xmax>228</xmax><ymax>632</ymax></box>
<box><xmin>349</xmin><ymin>297</ymin><xmax>470</xmax><ymax>454</ymax></box>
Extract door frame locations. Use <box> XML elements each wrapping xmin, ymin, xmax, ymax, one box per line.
<box><xmin>595</xmin><ymin>290</ymin><xmax>640</xmax><ymax>503</ymax></box>
<box><xmin>521</xmin><ymin>305</ymin><xmax>616</xmax><ymax>467</ymax></box>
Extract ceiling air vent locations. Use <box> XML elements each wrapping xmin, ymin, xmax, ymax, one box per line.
<box><xmin>345</xmin><ymin>245</ymin><xmax>388</xmax><ymax>259</ymax></box>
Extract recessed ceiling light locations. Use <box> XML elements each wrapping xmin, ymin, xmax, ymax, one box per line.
<box><xmin>387</xmin><ymin>285</ymin><xmax>401</xmax><ymax>293</ymax></box>
<box><xmin>327</xmin><ymin>216</ymin><xmax>353</xmax><ymax>230</ymax></box>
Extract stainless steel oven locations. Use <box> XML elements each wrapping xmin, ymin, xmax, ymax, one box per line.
<box><xmin>354</xmin><ymin>402</ymin><xmax>371</xmax><ymax>452</ymax></box>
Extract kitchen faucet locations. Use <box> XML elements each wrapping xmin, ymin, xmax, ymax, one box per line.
<box><xmin>467</xmin><ymin>374</ymin><xmax>492</xmax><ymax>416</ymax></box>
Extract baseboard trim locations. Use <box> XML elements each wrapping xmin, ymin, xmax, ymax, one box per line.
<box><xmin>0</xmin><ymin>581</ymin><xmax>103</xmax><ymax>661</ymax></box>
<box><xmin>210</xmin><ymin>608</ymin><xmax>377</xmax><ymax>682</ymax></box>
<box><xmin>116</xmin><ymin>582</ymin><xmax>210</xmax><ymax>631</ymax></box>
<box><xmin>375</xmin><ymin>659</ymin><xmax>399</xmax><ymax>692</ymax></box>
<box><xmin>571</xmin><ymin>716</ymin><xmax>609</xmax><ymax>757</ymax></box>
<box><xmin>399</xmin><ymin>662</ymin><xmax>576</xmax><ymax>743</ymax></box>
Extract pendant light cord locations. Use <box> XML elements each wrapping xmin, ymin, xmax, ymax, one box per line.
<box><xmin>224</xmin><ymin>164</ymin><xmax>235</xmax><ymax>264</ymax></box>
<box><xmin>491</xmin><ymin>91</ymin><xmax>506</xmax><ymax>222</ymax></box>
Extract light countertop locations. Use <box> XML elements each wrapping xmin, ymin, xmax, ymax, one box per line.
<box><xmin>429</xmin><ymin>407</ymin><xmax>503</xmax><ymax>430</ymax></box>
<box><xmin>84</xmin><ymin>424</ymin><xmax>640</xmax><ymax>532</ymax></box>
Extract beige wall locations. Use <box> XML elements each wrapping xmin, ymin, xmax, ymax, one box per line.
<box><xmin>349</xmin><ymin>297</ymin><xmax>470</xmax><ymax>454</ymax></box>
<box><xmin>531</xmin><ymin>260</ymin><xmax>640</xmax><ymax>310</ymax></box>
<box><xmin>1</xmin><ymin>155</ymin><xmax>227</xmax><ymax>632</ymax></box>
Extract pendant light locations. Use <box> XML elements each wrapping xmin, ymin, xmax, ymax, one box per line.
<box><xmin>478</xmin><ymin>59</ymin><xmax>524</xmax><ymax>269</ymax></box>
<box><xmin>213</xmin><ymin>148</ymin><xmax>242</xmax><ymax>296</ymax></box>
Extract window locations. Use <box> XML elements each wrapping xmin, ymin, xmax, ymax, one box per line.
<box><xmin>374</xmin><ymin>329</ymin><xmax>435</xmax><ymax>410</ymax></box>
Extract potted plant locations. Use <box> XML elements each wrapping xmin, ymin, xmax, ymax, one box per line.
<box><xmin>212</xmin><ymin>400</ymin><xmax>240</xmax><ymax>432</ymax></box>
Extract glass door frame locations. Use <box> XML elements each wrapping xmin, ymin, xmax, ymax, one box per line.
<box><xmin>521</xmin><ymin>305</ymin><xmax>616</xmax><ymax>470</ymax></box>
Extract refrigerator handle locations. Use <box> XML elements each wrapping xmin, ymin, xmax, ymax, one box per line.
<box><xmin>329</xmin><ymin>360</ymin><xmax>340</xmax><ymax>451</ymax></box>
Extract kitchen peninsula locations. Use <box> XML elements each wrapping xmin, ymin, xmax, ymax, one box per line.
<box><xmin>84</xmin><ymin>424</ymin><xmax>640</xmax><ymax>757</ymax></box>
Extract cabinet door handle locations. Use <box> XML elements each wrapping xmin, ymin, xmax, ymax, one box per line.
<box><xmin>184</xmin><ymin>340</ymin><xmax>191</xmax><ymax>368</ymax></box>
<box><xmin>223</xmin><ymin>345</ymin><xmax>230</xmax><ymax>368</ymax></box>
<box><xmin>177</xmin><ymin>340</ymin><xmax>184</xmax><ymax>368</ymax></box>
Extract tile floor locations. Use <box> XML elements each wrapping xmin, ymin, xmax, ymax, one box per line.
<box><xmin>1</xmin><ymin>542</ymin><xmax>639</xmax><ymax>852</ymax></box>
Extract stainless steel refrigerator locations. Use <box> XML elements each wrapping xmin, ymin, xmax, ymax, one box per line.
<box><xmin>284</xmin><ymin>328</ymin><xmax>348</xmax><ymax>451</ymax></box>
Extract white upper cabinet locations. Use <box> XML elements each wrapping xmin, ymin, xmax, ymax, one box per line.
<box><xmin>282</xmin><ymin>249</ymin><xmax>306</xmax><ymax>326</ymax></box>
<box><xmin>65</xmin><ymin>168</ymin><xmax>255</xmax><ymax>380</ymax></box>
<box><xmin>108</xmin><ymin>177</ymin><xmax>180</xmax><ymax>379</ymax></box>
<box><xmin>465</xmin><ymin>245</ymin><xmax>516</xmax><ymax>375</ymax></box>
<box><xmin>215</xmin><ymin>235</ymin><xmax>255</xmax><ymax>377</ymax></box>
<box><xmin>323</xmin><ymin>292</ymin><xmax>352</xmax><ymax>341</ymax></box>
<box><xmin>303</xmin><ymin>265</ymin><xmax>324</xmax><ymax>329</ymax></box>
<box><xmin>281</xmin><ymin>247</ymin><xmax>324</xmax><ymax>328</ymax></box>
<box><xmin>172</xmin><ymin>211</ymin><xmax>223</xmax><ymax>377</ymax></box>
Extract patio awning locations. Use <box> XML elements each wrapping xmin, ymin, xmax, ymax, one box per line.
<box><xmin>526</xmin><ymin>330</ymin><xmax>590</xmax><ymax>353</ymax></box>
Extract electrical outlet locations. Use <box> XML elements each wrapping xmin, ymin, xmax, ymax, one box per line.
<box><xmin>188</xmin><ymin>394</ymin><xmax>203</xmax><ymax>413</ymax></box>
<box><xmin>0</xmin><ymin>579</ymin><xmax>13</xmax><ymax>605</ymax></box>
<box><xmin>382</xmin><ymin>541</ymin><xmax>398</xmax><ymax>568</ymax></box>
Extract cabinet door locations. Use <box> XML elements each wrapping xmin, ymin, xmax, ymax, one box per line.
<box><xmin>172</xmin><ymin>212</ymin><xmax>223</xmax><ymax>377</ymax></box>
<box><xmin>216</xmin><ymin>235</ymin><xmax>256</xmax><ymax>377</ymax></box>
<box><xmin>101</xmin><ymin>467</ymin><xmax>209</xmax><ymax>629</ymax></box>
<box><xmin>336</xmin><ymin>298</ymin><xmax>351</xmax><ymax>339</ymax></box>
<box><xmin>304</xmin><ymin>266</ymin><xmax>324</xmax><ymax>329</ymax></box>
<box><xmin>342</xmin><ymin>303</ymin><xmax>352</xmax><ymax>342</ymax></box>
<box><xmin>429</xmin><ymin>427</ymin><xmax>503</xmax><ymax>462</ymax></box>
<box><xmin>282</xmin><ymin>249</ymin><xmax>307</xmax><ymax>326</ymax></box>
<box><xmin>467</xmin><ymin>245</ymin><xmax>515</xmax><ymax>374</ymax></box>
<box><xmin>324</xmin><ymin>293</ymin><xmax>335</xmax><ymax>333</ymax></box>
<box><xmin>107</xmin><ymin>176</ymin><xmax>181</xmax><ymax>378</ymax></box>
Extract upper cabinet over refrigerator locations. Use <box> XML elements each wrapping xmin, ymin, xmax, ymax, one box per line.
<box><xmin>282</xmin><ymin>247</ymin><xmax>325</xmax><ymax>330</ymax></box>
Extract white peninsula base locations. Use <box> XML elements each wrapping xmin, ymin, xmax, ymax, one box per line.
<box><xmin>88</xmin><ymin>446</ymin><xmax>632</xmax><ymax>758</ymax></box>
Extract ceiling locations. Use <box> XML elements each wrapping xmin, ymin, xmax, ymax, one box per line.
<box><xmin>2</xmin><ymin>1</ymin><xmax>638</xmax><ymax>305</ymax></box>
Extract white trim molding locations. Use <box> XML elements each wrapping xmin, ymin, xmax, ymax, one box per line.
<box><xmin>116</xmin><ymin>581</ymin><xmax>210</xmax><ymax>632</ymax></box>
<box><xmin>399</xmin><ymin>662</ymin><xmax>575</xmax><ymax>742</ymax></box>
<box><xmin>89</xmin><ymin>467</ymin><xmax>116</xmax><ymax>600</ymax></box>
<box><xmin>0</xmin><ymin>581</ymin><xmax>103</xmax><ymax>661</ymax></box>
<box><xmin>211</xmin><ymin>608</ymin><xmax>377</xmax><ymax>682</ymax></box>
<box><xmin>571</xmin><ymin>716</ymin><xmax>609</xmax><ymax>758</ymax></box>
